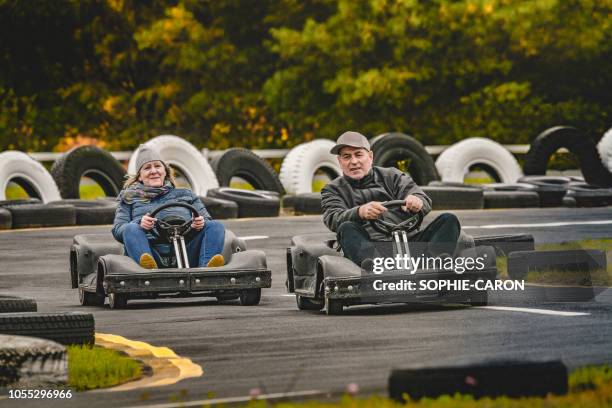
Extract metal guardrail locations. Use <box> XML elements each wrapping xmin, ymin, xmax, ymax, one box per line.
<box><xmin>29</xmin><ymin>145</ymin><xmax>557</xmax><ymax>162</ymax></box>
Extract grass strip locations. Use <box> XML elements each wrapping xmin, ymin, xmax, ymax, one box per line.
<box><xmin>248</xmin><ymin>365</ymin><xmax>612</xmax><ymax>408</ymax></box>
<box><xmin>67</xmin><ymin>345</ymin><xmax>142</xmax><ymax>391</ymax></box>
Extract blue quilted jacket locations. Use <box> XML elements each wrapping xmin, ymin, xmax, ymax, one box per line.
<box><xmin>112</xmin><ymin>187</ymin><xmax>211</xmax><ymax>243</ymax></box>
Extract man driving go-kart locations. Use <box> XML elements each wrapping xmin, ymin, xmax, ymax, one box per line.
<box><xmin>321</xmin><ymin>131</ymin><xmax>461</xmax><ymax>272</ymax></box>
<box><xmin>112</xmin><ymin>145</ymin><xmax>226</xmax><ymax>269</ymax></box>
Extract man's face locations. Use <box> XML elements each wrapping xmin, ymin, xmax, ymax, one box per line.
<box><xmin>338</xmin><ymin>146</ymin><xmax>373</xmax><ymax>180</ymax></box>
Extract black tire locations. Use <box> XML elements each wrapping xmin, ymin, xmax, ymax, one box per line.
<box><xmin>370</xmin><ymin>133</ymin><xmax>439</xmax><ymax>185</ymax></box>
<box><xmin>428</xmin><ymin>181</ymin><xmax>485</xmax><ymax>189</ymax></box>
<box><xmin>210</xmin><ymin>148</ymin><xmax>285</xmax><ymax>194</ymax></box>
<box><xmin>469</xmin><ymin>290</ymin><xmax>488</xmax><ymax>306</ymax></box>
<box><xmin>325</xmin><ymin>297</ymin><xmax>343</xmax><ymax>315</ymax></box>
<box><xmin>79</xmin><ymin>288</ymin><xmax>105</xmax><ymax>307</ymax></box>
<box><xmin>48</xmin><ymin>199</ymin><xmax>117</xmax><ymax>225</ymax></box>
<box><xmin>207</xmin><ymin>188</ymin><xmax>280</xmax><ymax>218</ymax></box>
<box><xmin>0</xmin><ymin>312</ymin><xmax>94</xmax><ymax>345</ymax></box>
<box><xmin>566</xmin><ymin>183</ymin><xmax>612</xmax><ymax>207</ymax></box>
<box><xmin>50</xmin><ymin>145</ymin><xmax>126</xmax><ymax>198</ymax></box>
<box><xmin>5</xmin><ymin>204</ymin><xmax>76</xmax><ymax>228</ymax></box>
<box><xmin>523</xmin><ymin>126</ymin><xmax>612</xmax><ymax>187</ymax></box>
<box><xmin>293</xmin><ymin>193</ymin><xmax>322</xmax><ymax>214</ymax></box>
<box><xmin>517</xmin><ymin>176</ymin><xmax>569</xmax><ymax>207</ymax></box>
<box><xmin>216</xmin><ymin>294</ymin><xmax>239</xmax><ymax>302</ymax></box>
<box><xmin>0</xmin><ymin>296</ymin><xmax>37</xmax><ymax>313</ymax></box>
<box><xmin>286</xmin><ymin>248</ymin><xmax>295</xmax><ymax>293</ymax></box>
<box><xmin>421</xmin><ymin>186</ymin><xmax>484</xmax><ymax>210</ymax></box>
<box><xmin>483</xmin><ymin>191</ymin><xmax>540</xmax><ymax>208</ymax></box>
<box><xmin>198</xmin><ymin>196</ymin><xmax>239</xmax><ymax>220</ymax></box>
<box><xmin>239</xmin><ymin>288</ymin><xmax>261</xmax><ymax>306</ymax></box>
<box><xmin>108</xmin><ymin>292</ymin><xmax>128</xmax><ymax>309</ymax></box>
<box><xmin>0</xmin><ymin>208</ymin><xmax>11</xmax><ymax>230</ymax></box>
<box><xmin>0</xmin><ymin>198</ymin><xmax>41</xmax><ymax>207</ymax></box>
<box><xmin>296</xmin><ymin>294</ymin><xmax>323</xmax><ymax>311</ymax></box>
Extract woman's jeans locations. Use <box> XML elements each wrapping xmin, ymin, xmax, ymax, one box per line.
<box><xmin>122</xmin><ymin>220</ymin><xmax>225</xmax><ymax>267</ymax></box>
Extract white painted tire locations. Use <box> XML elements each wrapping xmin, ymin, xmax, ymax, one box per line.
<box><xmin>0</xmin><ymin>151</ymin><xmax>61</xmax><ymax>203</ymax></box>
<box><xmin>128</xmin><ymin>135</ymin><xmax>219</xmax><ymax>196</ymax></box>
<box><xmin>597</xmin><ymin>127</ymin><xmax>612</xmax><ymax>173</ymax></box>
<box><xmin>435</xmin><ymin>138</ymin><xmax>522</xmax><ymax>183</ymax></box>
<box><xmin>279</xmin><ymin>139</ymin><xmax>342</xmax><ymax>195</ymax></box>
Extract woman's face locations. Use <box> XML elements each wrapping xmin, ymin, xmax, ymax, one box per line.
<box><xmin>138</xmin><ymin>160</ymin><xmax>167</xmax><ymax>187</ymax></box>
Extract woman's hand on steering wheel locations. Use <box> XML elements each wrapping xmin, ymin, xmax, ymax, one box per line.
<box><xmin>140</xmin><ymin>213</ymin><xmax>157</xmax><ymax>230</ymax></box>
<box><xmin>191</xmin><ymin>216</ymin><xmax>205</xmax><ymax>231</ymax></box>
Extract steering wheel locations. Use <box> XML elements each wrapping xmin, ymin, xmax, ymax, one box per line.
<box><xmin>149</xmin><ymin>202</ymin><xmax>200</xmax><ymax>242</ymax></box>
<box><xmin>369</xmin><ymin>200</ymin><xmax>424</xmax><ymax>236</ymax></box>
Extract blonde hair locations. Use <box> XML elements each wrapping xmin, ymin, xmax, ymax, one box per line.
<box><xmin>123</xmin><ymin>162</ymin><xmax>177</xmax><ymax>188</ymax></box>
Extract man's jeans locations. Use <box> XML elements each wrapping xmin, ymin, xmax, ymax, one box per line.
<box><xmin>337</xmin><ymin>213</ymin><xmax>461</xmax><ymax>266</ymax></box>
<box><xmin>122</xmin><ymin>220</ymin><xmax>225</xmax><ymax>267</ymax></box>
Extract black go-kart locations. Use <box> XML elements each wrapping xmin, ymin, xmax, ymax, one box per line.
<box><xmin>286</xmin><ymin>201</ymin><xmax>518</xmax><ymax>315</ymax></box>
<box><xmin>70</xmin><ymin>202</ymin><xmax>271</xmax><ymax>309</ymax></box>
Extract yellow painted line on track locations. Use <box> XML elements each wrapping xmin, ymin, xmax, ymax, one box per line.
<box><xmin>95</xmin><ymin>333</ymin><xmax>203</xmax><ymax>391</ymax></box>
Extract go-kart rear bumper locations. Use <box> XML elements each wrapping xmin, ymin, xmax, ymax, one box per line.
<box><xmin>323</xmin><ymin>268</ymin><xmax>496</xmax><ymax>305</ymax></box>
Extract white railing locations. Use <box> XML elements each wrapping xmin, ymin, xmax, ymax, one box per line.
<box><xmin>28</xmin><ymin>144</ymin><xmax>556</xmax><ymax>162</ymax></box>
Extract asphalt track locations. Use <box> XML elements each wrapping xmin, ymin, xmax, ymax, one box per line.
<box><xmin>1</xmin><ymin>207</ymin><xmax>612</xmax><ymax>407</ymax></box>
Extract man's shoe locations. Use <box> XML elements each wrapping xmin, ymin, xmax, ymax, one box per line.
<box><xmin>206</xmin><ymin>254</ymin><xmax>225</xmax><ymax>268</ymax></box>
<box><xmin>361</xmin><ymin>258</ymin><xmax>375</xmax><ymax>274</ymax></box>
<box><xmin>139</xmin><ymin>253</ymin><xmax>158</xmax><ymax>269</ymax></box>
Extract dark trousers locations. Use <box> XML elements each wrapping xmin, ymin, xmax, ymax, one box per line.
<box><xmin>337</xmin><ymin>213</ymin><xmax>461</xmax><ymax>266</ymax></box>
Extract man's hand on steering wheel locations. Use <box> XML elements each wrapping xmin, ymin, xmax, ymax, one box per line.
<box><xmin>191</xmin><ymin>216</ymin><xmax>205</xmax><ymax>231</ymax></box>
<box><xmin>358</xmin><ymin>201</ymin><xmax>387</xmax><ymax>220</ymax></box>
<box><xmin>403</xmin><ymin>194</ymin><xmax>423</xmax><ymax>213</ymax></box>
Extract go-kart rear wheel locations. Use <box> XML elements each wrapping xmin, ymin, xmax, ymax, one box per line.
<box><xmin>108</xmin><ymin>292</ymin><xmax>128</xmax><ymax>309</ymax></box>
<box><xmin>296</xmin><ymin>294</ymin><xmax>323</xmax><ymax>311</ymax></box>
<box><xmin>239</xmin><ymin>288</ymin><xmax>261</xmax><ymax>306</ymax></box>
<box><xmin>216</xmin><ymin>294</ymin><xmax>239</xmax><ymax>303</ymax></box>
<box><xmin>470</xmin><ymin>290</ymin><xmax>488</xmax><ymax>306</ymax></box>
<box><xmin>325</xmin><ymin>297</ymin><xmax>343</xmax><ymax>315</ymax></box>
<box><xmin>79</xmin><ymin>288</ymin><xmax>104</xmax><ymax>307</ymax></box>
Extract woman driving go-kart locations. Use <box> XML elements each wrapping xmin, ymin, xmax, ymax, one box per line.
<box><xmin>112</xmin><ymin>145</ymin><xmax>226</xmax><ymax>269</ymax></box>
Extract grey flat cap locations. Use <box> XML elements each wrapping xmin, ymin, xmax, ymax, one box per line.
<box><xmin>135</xmin><ymin>145</ymin><xmax>164</xmax><ymax>173</ymax></box>
<box><xmin>330</xmin><ymin>131</ymin><xmax>371</xmax><ymax>154</ymax></box>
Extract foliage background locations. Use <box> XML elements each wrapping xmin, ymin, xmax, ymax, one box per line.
<box><xmin>0</xmin><ymin>0</ymin><xmax>610</xmax><ymax>152</ymax></box>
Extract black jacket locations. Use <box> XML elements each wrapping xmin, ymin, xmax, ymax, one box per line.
<box><xmin>321</xmin><ymin>166</ymin><xmax>432</xmax><ymax>240</ymax></box>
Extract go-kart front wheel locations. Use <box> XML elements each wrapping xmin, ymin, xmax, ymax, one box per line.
<box><xmin>296</xmin><ymin>294</ymin><xmax>323</xmax><ymax>311</ymax></box>
<box><xmin>79</xmin><ymin>288</ymin><xmax>104</xmax><ymax>307</ymax></box>
<box><xmin>108</xmin><ymin>292</ymin><xmax>128</xmax><ymax>309</ymax></box>
<box><xmin>239</xmin><ymin>288</ymin><xmax>261</xmax><ymax>306</ymax></box>
<box><xmin>325</xmin><ymin>297</ymin><xmax>343</xmax><ymax>315</ymax></box>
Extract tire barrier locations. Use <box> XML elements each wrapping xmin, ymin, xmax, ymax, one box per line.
<box><xmin>0</xmin><ymin>208</ymin><xmax>11</xmax><ymax>230</ymax></box>
<box><xmin>210</xmin><ymin>148</ymin><xmax>285</xmax><ymax>194</ymax></box>
<box><xmin>388</xmin><ymin>360</ymin><xmax>567</xmax><ymax>401</ymax></box>
<box><xmin>473</xmin><ymin>233</ymin><xmax>534</xmax><ymax>256</ymax></box>
<box><xmin>435</xmin><ymin>138</ymin><xmax>523</xmax><ymax>184</ymax></box>
<box><xmin>563</xmin><ymin>196</ymin><xmax>577</xmax><ymax>207</ymax></box>
<box><xmin>370</xmin><ymin>132</ymin><xmax>439</xmax><ymax>185</ymax></box>
<box><xmin>517</xmin><ymin>176</ymin><xmax>569</xmax><ymax>207</ymax></box>
<box><xmin>279</xmin><ymin>139</ymin><xmax>341</xmax><ymax>195</ymax></box>
<box><xmin>524</xmin><ymin>126</ymin><xmax>612</xmax><ymax>187</ymax></box>
<box><xmin>428</xmin><ymin>181</ymin><xmax>485</xmax><ymax>189</ymax></box>
<box><xmin>508</xmin><ymin>249</ymin><xmax>607</xmax><ymax>280</ymax></box>
<box><xmin>293</xmin><ymin>192</ymin><xmax>323</xmax><ymax>214</ymax></box>
<box><xmin>50</xmin><ymin>145</ymin><xmax>126</xmax><ymax>199</ymax></box>
<box><xmin>0</xmin><ymin>335</ymin><xmax>67</xmax><ymax>388</ymax></box>
<box><xmin>0</xmin><ymin>296</ymin><xmax>37</xmax><ymax>313</ymax></box>
<box><xmin>207</xmin><ymin>188</ymin><xmax>280</xmax><ymax>218</ymax></box>
<box><xmin>0</xmin><ymin>151</ymin><xmax>61</xmax><ymax>203</ymax></box>
<box><xmin>421</xmin><ymin>186</ymin><xmax>484</xmax><ymax>210</ymax></box>
<box><xmin>597</xmin><ymin>126</ymin><xmax>612</xmax><ymax>173</ymax></box>
<box><xmin>483</xmin><ymin>191</ymin><xmax>540</xmax><ymax>208</ymax></box>
<box><xmin>198</xmin><ymin>196</ymin><xmax>239</xmax><ymax>219</ymax></box>
<box><xmin>0</xmin><ymin>312</ymin><xmax>94</xmax><ymax>345</ymax></box>
<box><xmin>566</xmin><ymin>183</ymin><xmax>612</xmax><ymax>207</ymax></box>
<box><xmin>4</xmin><ymin>204</ymin><xmax>76</xmax><ymax>229</ymax></box>
<box><xmin>128</xmin><ymin>135</ymin><xmax>219</xmax><ymax>196</ymax></box>
<box><xmin>48</xmin><ymin>199</ymin><xmax>117</xmax><ymax>225</ymax></box>
<box><xmin>0</xmin><ymin>198</ymin><xmax>41</xmax><ymax>207</ymax></box>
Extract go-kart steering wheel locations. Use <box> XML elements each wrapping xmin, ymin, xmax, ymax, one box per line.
<box><xmin>149</xmin><ymin>202</ymin><xmax>200</xmax><ymax>242</ymax></box>
<box><xmin>369</xmin><ymin>200</ymin><xmax>424</xmax><ymax>236</ymax></box>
